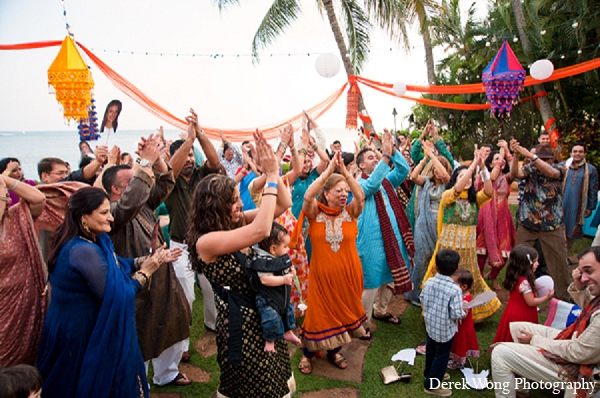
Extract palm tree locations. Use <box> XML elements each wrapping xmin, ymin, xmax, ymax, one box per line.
<box><xmin>510</xmin><ymin>0</ymin><xmax>556</xmax><ymax>133</ymax></box>
<box><xmin>215</xmin><ymin>0</ymin><xmax>420</xmax><ymax>133</ymax></box>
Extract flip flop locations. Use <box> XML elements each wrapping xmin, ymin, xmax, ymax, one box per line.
<box><xmin>359</xmin><ymin>327</ymin><xmax>372</xmax><ymax>341</ymax></box>
<box><xmin>168</xmin><ymin>372</ymin><xmax>192</xmax><ymax>386</ymax></box>
<box><xmin>372</xmin><ymin>312</ymin><xmax>401</xmax><ymax>325</ymax></box>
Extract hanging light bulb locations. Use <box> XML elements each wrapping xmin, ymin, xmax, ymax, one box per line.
<box><xmin>560</xmin><ymin>54</ymin><xmax>565</xmax><ymax>59</ymax></box>
<box><xmin>486</xmin><ymin>42</ymin><xmax>491</xmax><ymax>47</ymax></box>
<box><xmin>513</xmin><ymin>37</ymin><xmax>519</xmax><ymax>43</ymax></box>
<box><xmin>572</xmin><ymin>21</ymin><xmax>579</xmax><ymax>28</ymax></box>
<box><xmin>540</xmin><ymin>29</ymin><xmax>546</xmax><ymax>35</ymax></box>
<box><xmin>577</xmin><ymin>49</ymin><xmax>583</xmax><ymax>54</ymax></box>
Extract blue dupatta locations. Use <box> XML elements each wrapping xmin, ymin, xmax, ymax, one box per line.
<box><xmin>76</xmin><ymin>233</ymin><xmax>148</xmax><ymax>398</ymax></box>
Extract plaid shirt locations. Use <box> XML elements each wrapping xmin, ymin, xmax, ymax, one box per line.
<box><xmin>421</xmin><ymin>273</ymin><xmax>465</xmax><ymax>343</ymax></box>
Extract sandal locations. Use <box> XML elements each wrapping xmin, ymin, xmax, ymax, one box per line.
<box><xmin>327</xmin><ymin>352</ymin><xmax>348</xmax><ymax>370</ymax></box>
<box><xmin>359</xmin><ymin>327</ymin><xmax>372</xmax><ymax>341</ymax></box>
<box><xmin>168</xmin><ymin>372</ymin><xmax>192</xmax><ymax>386</ymax></box>
<box><xmin>372</xmin><ymin>312</ymin><xmax>401</xmax><ymax>325</ymax></box>
<box><xmin>181</xmin><ymin>351</ymin><xmax>190</xmax><ymax>362</ymax></box>
<box><xmin>298</xmin><ymin>356</ymin><xmax>312</xmax><ymax>374</ymax></box>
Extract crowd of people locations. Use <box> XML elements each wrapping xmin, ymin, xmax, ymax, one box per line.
<box><xmin>1</xmin><ymin>105</ymin><xmax>600</xmax><ymax>398</ymax></box>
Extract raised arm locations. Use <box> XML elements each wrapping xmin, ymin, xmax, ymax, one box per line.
<box><xmin>169</xmin><ymin>116</ymin><xmax>196</xmax><ymax>178</ymax></box>
<box><xmin>509</xmin><ymin>139</ymin><xmax>524</xmax><ymax>180</ymax></box>
<box><xmin>0</xmin><ymin>174</ymin><xmax>46</xmax><ymax>218</ymax></box>
<box><xmin>454</xmin><ymin>147</ymin><xmax>478</xmax><ymax>194</ymax></box>
<box><xmin>195</xmin><ymin>131</ymin><xmax>283</xmax><ymax>262</ymax></box>
<box><xmin>303</xmin><ymin>154</ymin><xmax>337</xmax><ymax>219</ymax></box>
<box><xmin>512</xmin><ymin>139</ymin><xmax>560</xmax><ymax>180</ymax></box>
<box><xmin>191</xmin><ymin>108</ymin><xmax>220</xmax><ymax>170</ymax></box>
<box><xmin>336</xmin><ymin>152</ymin><xmax>364</xmax><ymax>218</ymax></box>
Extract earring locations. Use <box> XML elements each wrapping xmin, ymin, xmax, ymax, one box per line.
<box><xmin>81</xmin><ymin>217</ymin><xmax>91</xmax><ymax>234</ymax></box>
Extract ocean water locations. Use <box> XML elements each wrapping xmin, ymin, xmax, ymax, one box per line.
<box><xmin>0</xmin><ymin>128</ymin><xmax>357</xmax><ymax>181</ymax></box>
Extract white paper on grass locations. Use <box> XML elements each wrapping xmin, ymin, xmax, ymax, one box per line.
<box><xmin>465</xmin><ymin>291</ymin><xmax>497</xmax><ymax>309</ymax></box>
<box><xmin>391</xmin><ymin>348</ymin><xmax>416</xmax><ymax>366</ymax></box>
<box><xmin>460</xmin><ymin>367</ymin><xmax>490</xmax><ymax>390</ymax></box>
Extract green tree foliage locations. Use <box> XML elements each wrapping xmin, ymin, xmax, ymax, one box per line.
<box><xmin>411</xmin><ymin>0</ymin><xmax>600</xmax><ymax>164</ymax></box>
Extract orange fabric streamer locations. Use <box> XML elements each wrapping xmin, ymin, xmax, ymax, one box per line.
<box><xmin>77</xmin><ymin>41</ymin><xmax>346</xmax><ymax>141</ymax></box>
<box><xmin>0</xmin><ymin>40</ymin><xmax>62</xmax><ymax>50</ymax></box>
<box><xmin>3</xmin><ymin>40</ymin><xmax>600</xmax><ymax>132</ymax></box>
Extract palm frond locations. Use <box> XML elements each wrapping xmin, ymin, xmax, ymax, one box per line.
<box><xmin>213</xmin><ymin>0</ymin><xmax>242</xmax><ymax>12</ymax></box>
<box><xmin>251</xmin><ymin>0</ymin><xmax>302</xmax><ymax>62</ymax></box>
<box><xmin>338</xmin><ymin>0</ymin><xmax>372</xmax><ymax>74</ymax></box>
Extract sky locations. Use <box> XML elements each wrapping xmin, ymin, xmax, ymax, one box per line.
<box><xmin>0</xmin><ymin>0</ymin><xmax>479</xmax><ymax>135</ymax></box>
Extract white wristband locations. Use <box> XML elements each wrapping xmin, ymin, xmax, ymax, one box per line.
<box><xmin>480</xmin><ymin>167</ymin><xmax>491</xmax><ymax>182</ymax></box>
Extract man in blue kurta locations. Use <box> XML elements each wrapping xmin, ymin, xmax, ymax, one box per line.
<box><xmin>560</xmin><ymin>143</ymin><xmax>598</xmax><ymax>252</ymax></box>
<box><xmin>356</xmin><ymin>130</ymin><xmax>412</xmax><ymax>337</ymax></box>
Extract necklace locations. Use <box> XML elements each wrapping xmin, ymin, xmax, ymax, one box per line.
<box><xmin>457</xmin><ymin>199</ymin><xmax>472</xmax><ymax>221</ymax></box>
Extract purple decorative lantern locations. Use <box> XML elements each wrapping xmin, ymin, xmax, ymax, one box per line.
<box><xmin>482</xmin><ymin>41</ymin><xmax>525</xmax><ymax>117</ymax></box>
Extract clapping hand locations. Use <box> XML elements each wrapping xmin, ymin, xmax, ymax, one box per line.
<box><xmin>422</xmin><ymin>140</ymin><xmax>435</xmax><ymax>159</ymax></box>
<box><xmin>253</xmin><ymin>129</ymin><xmax>277</xmax><ymax>176</ymax></box>
<box><xmin>107</xmin><ymin>145</ymin><xmax>121</xmax><ymax>166</ymax></box>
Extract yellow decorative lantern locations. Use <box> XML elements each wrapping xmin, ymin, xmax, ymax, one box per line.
<box><xmin>48</xmin><ymin>36</ymin><xmax>94</xmax><ymax>122</ymax></box>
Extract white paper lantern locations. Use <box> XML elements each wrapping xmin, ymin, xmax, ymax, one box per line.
<box><xmin>530</xmin><ymin>59</ymin><xmax>554</xmax><ymax>80</ymax></box>
<box><xmin>393</xmin><ymin>81</ymin><xmax>407</xmax><ymax>96</ymax></box>
<box><xmin>315</xmin><ymin>53</ymin><xmax>340</xmax><ymax>78</ymax></box>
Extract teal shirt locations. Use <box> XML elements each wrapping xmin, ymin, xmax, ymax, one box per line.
<box><xmin>357</xmin><ymin>151</ymin><xmax>411</xmax><ymax>289</ymax></box>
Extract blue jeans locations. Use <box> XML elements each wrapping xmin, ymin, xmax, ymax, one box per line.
<box><xmin>255</xmin><ymin>295</ymin><xmax>296</xmax><ymax>342</ymax></box>
<box><xmin>424</xmin><ymin>334</ymin><xmax>454</xmax><ymax>390</ymax></box>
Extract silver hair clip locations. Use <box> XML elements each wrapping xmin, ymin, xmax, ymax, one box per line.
<box><xmin>526</xmin><ymin>254</ymin><xmax>533</xmax><ymax>264</ymax></box>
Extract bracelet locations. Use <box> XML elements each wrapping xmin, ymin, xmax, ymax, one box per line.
<box><xmin>0</xmin><ymin>195</ymin><xmax>9</xmax><ymax>202</ymax></box>
<box><xmin>531</xmin><ymin>155</ymin><xmax>539</xmax><ymax>163</ymax></box>
<box><xmin>382</xmin><ymin>154</ymin><xmax>392</xmax><ymax>161</ymax></box>
<box><xmin>197</xmin><ymin>130</ymin><xmax>205</xmax><ymax>138</ymax></box>
<box><xmin>480</xmin><ymin>167</ymin><xmax>491</xmax><ymax>182</ymax></box>
<box><xmin>298</xmin><ymin>149</ymin><xmax>308</xmax><ymax>156</ymax></box>
<box><xmin>133</xmin><ymin>270</ymin><xmax>149</xmax><ymax>285</ymax></box>
<box><xmin>311</xmin><ymin>143</ymin><xmax>319</xmax><ymax>151</ymax></box>
<box><xmin>8</xmin><ymin>179</ymin><xmax>19</xmax><ymax>191</ymax></box>
<box><xmin>262</xmin><ymin>192</ymin><xmax>278</xmax><ymax>197</ymax></box>
<box><xmin>317</xmin><ymin>177</ymin><xmax>326</xmax><ymax>187</ymax></box>
<box><xmin>266</xmin><ymin>182</ymin><xmax>278</xmax><ymax>189</ymax></box>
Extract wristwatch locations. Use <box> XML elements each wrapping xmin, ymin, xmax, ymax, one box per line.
<box><xmin>137</xmin><ymin>158</ymin><xmax>154</xmax><ymax>168</ymax></box>
<box><xmin>531</xmin><ymin>155</ymin><xmax>539</xmax><ymax>163</ymax></box>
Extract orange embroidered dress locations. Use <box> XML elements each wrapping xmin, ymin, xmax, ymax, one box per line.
<box><xmin>299</xmin><ymin>205</ymin><xmax>367</xmax><ymax>352</ymax></box>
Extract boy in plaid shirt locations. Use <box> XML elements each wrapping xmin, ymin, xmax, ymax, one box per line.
<box><xmin>421</xmin><ymin>249</ymin><xmax>466</xmax><ymax>396</ymax></box>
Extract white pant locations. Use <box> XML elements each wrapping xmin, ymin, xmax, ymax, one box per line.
<box><xmin>144</xmin><ymin>339</ymin><xmax>186</xmax><ymax>386</ymax></box>
<box><xmin>170</xmin><ymin>240</ymin><xmax>217</xmax><ymax>336</ymax></box>
<box><xmin>593</xmin><ymin>227</ymin><xmax>600</xmax><ymax>247</ymax></box>
<box><xmin>361</xmin><ymin>284</ymin><xmax>393</xmax><ymax>323</ymax></box>
<box><xmin>491</xmin><ymin>322</ymin><xmax>595</xmax><ymax>398</ymax></box>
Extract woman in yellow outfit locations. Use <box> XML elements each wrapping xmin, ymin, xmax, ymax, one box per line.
<box><xmin>423</xmin><ymin>147</ymin><xmax>502</xmax><ymax>322</ymax></box>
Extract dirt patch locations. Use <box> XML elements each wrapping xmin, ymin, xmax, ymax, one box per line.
<box><xmin>299</xmin><ymin>387</ymin><xmax>360</xmax><ymax>398</ymax></box>
<box><xmin>193</xmin><ymin>331</ymin><xmax>217</xmax><ymax>358</ymax></box>
<box><xmin>386</xmin><ymin>294</ymin><xmax>411</xmax><ymax>320</ymax></box>
<box><xmin>150</xmin><ymin>393</ymin><xmax>181</xmax><ymax>398</ymax></box>
<box><xmin>309</xmin><ymin>338</ymin><xmax>373</xmax><ymax>383</ymax></box>
<box><xmin>179</xmin><ymin>363</ymin><xmax>211</xmax><ymax>383</ymax></box>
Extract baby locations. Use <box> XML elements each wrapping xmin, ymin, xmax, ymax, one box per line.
<box><xmin>249</xmin><ymin>222</ymin><xmax>302</xmax><ymax>353</ymax></box>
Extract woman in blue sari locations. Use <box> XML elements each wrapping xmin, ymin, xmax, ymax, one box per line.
<box><xmin>403</xmin><ymin>140</ymin><xmax>452</xmax><ymax>306</ymax></box>
<box><xmin>37</xmin><ymin>187</ymin><xmax>180</xmax><ymax>398</ymax></box>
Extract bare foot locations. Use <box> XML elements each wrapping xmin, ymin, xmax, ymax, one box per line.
<box><xmin>264</xmin><ymin>341</ymin><xmax>276</xmax><ymax>353</ymax></box>
<box><xmin>284</xmin><ymin>330</ymin><xmax>301</xmax><ymax>346</ymax></box>
<box><xmin>491</xmin><ymin>280</ymin><xmax>502</xmax><ymax>291</ymax></box>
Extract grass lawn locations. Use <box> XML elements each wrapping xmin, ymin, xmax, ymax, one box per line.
<box><xmin>151</xmin><ymin>210</ymin><xmax>595</xmax><ymax>397</ymax></box>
